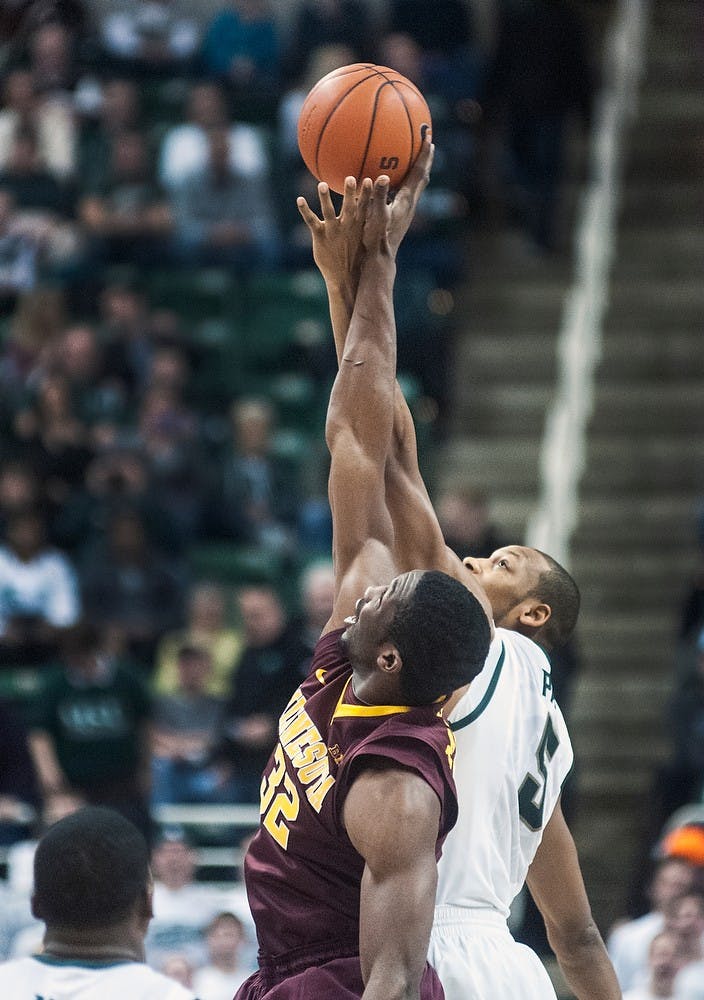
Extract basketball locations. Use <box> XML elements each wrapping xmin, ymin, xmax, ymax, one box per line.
<box><xmin>297</xmin><ymin>63</ymin><xmax>432</xmax><ymax>195</ymax></box>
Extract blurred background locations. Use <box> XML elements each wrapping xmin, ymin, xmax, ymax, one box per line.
<box><xmin>0</xmin><ymin>1</ymin><xmax>701</xmax><ymax>997</ymax></box>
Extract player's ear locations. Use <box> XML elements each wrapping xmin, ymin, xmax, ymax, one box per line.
<box><xmin>518</xmin><ymin>602</ymin><xmax>551</xmax><ymax>630</ymax></box>
<box><xmin>376</xmin><ymin>644</ymin><xmax>402</xmax><ymax>676</ymax></box>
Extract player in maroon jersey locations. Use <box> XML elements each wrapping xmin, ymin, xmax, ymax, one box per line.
<box><xmin>235</xmin><ymin>185</ymin><xmax>491</xmax><ymax>1000</ymax></box>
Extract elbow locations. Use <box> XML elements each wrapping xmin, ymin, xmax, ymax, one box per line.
<box><xmin>547</xmin><ymin>915</ymin><xmax>603</xmax><ymax>961</ymax></box>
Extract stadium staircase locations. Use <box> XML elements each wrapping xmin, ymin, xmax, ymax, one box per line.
<box><xmin>440</xmin><ymin>0</ymin><xmax>703</xmax><ymax>964</ymax></box>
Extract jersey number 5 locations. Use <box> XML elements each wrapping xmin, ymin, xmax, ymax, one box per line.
<box><xmin>518</xmin><ymin>715</ymin><xmax>559</xmax><ymax>831</ymax></box>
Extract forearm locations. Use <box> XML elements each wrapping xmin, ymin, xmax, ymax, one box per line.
<box><xmin>29</xmin><ymin>731</ymin><xmax>67</xmax><ymax>794</ymax></box>
<box><xmin>327</xmin><ymin>254</ymin><xmax>397</xmax><ymax>463</ymax></box>
<box><xmin>324</xmin><ymin>275</ymin><xmax>356</xmax><ymax>365</ymax></box>
<box><xmin>549</xmin><ymin>921</ymin><xmax>622</xmax><ymax>1000</ymax></box>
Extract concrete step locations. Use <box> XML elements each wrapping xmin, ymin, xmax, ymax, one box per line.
<box><xmin>618</xmin><ymin>182</ymin><xmax>702</xmax><ymax>225</ymax></box>
<box><xmin>454</xmin><ymin>383</ymin><xmax>553</xmax><ymax>435</ymax></box>
<box><xmin>598</xmin><ymin>329</ymin><xmax>703</xmax><ymax>379</ymax></box>
<box><xmin>606</xmin><ymin>279</ymin><xmax>704</xmax><ymax>326</ymax></box>
<box><xmin>454</xmin><ymin>331</ymin><xmax>559</xmax><ymax>382</ymax></box>
<box><xmin>613</xmin><ymin>225</ymin><xmax>704</xmax><ymax>278</ymax></box>
<box><xmin>587</xmin><ymin>382</ymin><xmax>704</xmax><ymax>436</ymax></box>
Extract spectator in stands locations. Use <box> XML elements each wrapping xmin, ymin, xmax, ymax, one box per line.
<box><xmin>281</xmin><ymin>0</ymin><xmax>373</xmax><ymax>84</ymax></box>
<box><xmin>162</xmin><ymin>953</ymin><xmax>196</xmax><ymax>989</ymax></box>
<box><xmin>78</xmin><ymin>78</ymin><xmax>142</xmax><ymax>195</ymax></box>
<box><xmin>0</xmin><ymin>68</ymin><xmax>75</xmax><ymax>179</ymax></box>
<box><xmin>675</xmin><ymin>956</ymin><xmax>704</xmax><ymax>998</ymax></box>
<box><xmin>53</xmin><ymin>322</ymin><xmax>125</xmax><ymax>436</ymax></box>
<box><xmin>193</xmin><ymin>912</ymin><xmax>251</xmax><ymax>1000</ymax></box>
<box><xmin>79</xmin><ymin>128</ymin><xmax>172</xmax><ymax>265</ymax></box>
<box><xmin>219</xmin><ymin>585</ymin><xmax>307</xmax><ymax>801</ymax></box>
<box><xmin>483</xmin><ymin>0</ymin><xmax>593</xmax><ymax>251</ymax></box>
<box><xmin>99</xmin><ymin>278</ymin><xmax>154</xmax><ymax>396</ymax></box>
<box><xmin>211</xmin><ymin>397</ymin><xmax>299</xmax><ymax>554</ymax></box>
<box><xmin>159</xmin><ymin>80</ymin><xmax>267</xmax><ymax>192</ymax></box>
<box><xmin>154</xmin><ymin>581</ymin><xmax>243</xmax><ymax>697</ymax></box>
<box><xmin>437</xmin><ymin>485</ymin><xmax>508</xmax><ymax>560</ymax></box>
<box><xmin>0</xmin><ymin>188</ymin><xmax>49</xmax><ymax>297</ymax></box>
<box><xmin>80</xmin><ymin>506</ymin><xmax>185</xmax><ymax>667</ymax></box>
<box><xmin>0</xmin><ymin>700</ymin><xmax>39</xmax><ymax>847</ymax></box>
<box><xmin>201</xmin><ymin>0</ymin><xmax>279</xmax><ymax>90</ymax></box>
<box><xmin>170</xmin><ymin>125</ymin><xmax>278</xmax><ymax>271</ymax></box>
<box><xmin>0</xmin><ymin>506</ymin><xmax>80</xmax><ymax>666</ymax></box>
<box><xmin>147</xmin><ymin>828</ymin><xmax>226</xmax><ymax>967</ymax></box>
<box><xmin>0</xmin><ymin>461</ymin><xmax>42</xmax><ymax>537</ymax></box>
<box><xmin>668</xmin><ymin>893</ymin><xmax>704</xmax><ymax>968</ymax></box>
<box><xmin>609</xmin><ymin>857</ymin><xmax>700</xmax><ymax>991</ymax></box>
<box><xmin>28</xmin><ymin>623</ymin><xmax>152</xmax><ymax>836</ymax></box>
<box><xmin>0</xmin><ymin>807</ymin><xmax>199</xmax><ymax>999</ymax></box>
<box><xmin>388</xmin><ymin>0</ymin><xmax>473</xmax><ymax>54</ymax></box>
<box><xmin>150</xmin><ymin>645</ymin><xmax>230</xmax><ymax>806</ymax></box>
<box><xmin>0</xmin><ymin>128</ymin><xmax>74</xmax><ymax>216</ymax></box>
<box><xmin>101</xmin><ymin>0</ymin><xmax>200</xmax><ymax>72</ymax></box>
<box><xmin>378</xmin><ymin>30</ymin><xmax>481</xmax><ymax>204</ymax></box>
<box><xmin>0</xmin><ymin>285</ymin><xmax>65</xmax><ymax>406</ymax></box>
<box><xmin>12</xmin><ymin>371</ymin><xmax>93</xmax><ymax>496</ymax></box>
<box><xmin>28</xmin><ymin>22</ymin><xmax>78</xmax><ymax>97</ymax></box>
<box><xmin>0</xmin><ymin>1</ymin><xmax>90</xmax><ymax>50</ymax></box>
<box><xmin>623</xmin><ymin>931</ymin><xmax>692</xmax><ymax>1000</ymax></box>
<box><xmin>292</xmin><ymin>560</ymin><xmax>335</xmax><ymax>677</ymax></box>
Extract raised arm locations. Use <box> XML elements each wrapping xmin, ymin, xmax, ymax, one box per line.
<box><xmin>320</xmin><ymin>177</ymin><xmax>400</xmax><ymax>633</ymax></box>
<box><xmin>298</xmin><ymin>146</ymin><xmax>493</xmax><ymax>623</ymax></box>
<box><xmin>526</xmin><ymin>799</ymin><xmax>622</xmax><ymax>1000</ymax></box>
<box><xmin>344</xmin><ymin>763</ymin><xmax>442</xmax><ymax>1000</ymax></box>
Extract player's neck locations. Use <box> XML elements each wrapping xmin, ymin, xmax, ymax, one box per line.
<box><xmin>42</xmin><ymin>923</ymin><xmax>145</xmax><ymax>963</ymax></box>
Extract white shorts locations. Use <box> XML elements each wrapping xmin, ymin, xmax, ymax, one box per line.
<box><xmin>428</xmin><ymin>906</ymin><xmax>558</xmax><ymax>1000</ymax></box>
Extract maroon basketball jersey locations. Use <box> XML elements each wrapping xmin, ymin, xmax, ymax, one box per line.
<box><xmin>244</xmin><ymin>628</ymin><xmax>459</xmax><ymax>963</ymax></box>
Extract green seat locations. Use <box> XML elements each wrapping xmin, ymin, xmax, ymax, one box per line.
<box><xmin>147</xmin><ymin>269</ymin><xmax>244</xmax><ymax>325</ymax></box>
<box><xmin>188</xmin><ymin>543</ymin><xmax>287</xmax><ymax>587</ymax></box>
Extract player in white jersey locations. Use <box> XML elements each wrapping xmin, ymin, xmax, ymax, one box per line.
<box><xmin>0</xmin><ymin>954</ymin><xmax>197</xmax><ymax>999</ymax></box>
<box><xmin>0</xmin><ymin>806</ymin><xmax>199</xmax><ymax>1000</ymax></box>
<box><xmin>297</xmin><ymin>139</ymin><xmax>620</xmax><ymax>999</ymax></box>
<box><xmin>429</xmin><ymin>627</ymin><xmax>573</xmax><ymax>998</ymax></box>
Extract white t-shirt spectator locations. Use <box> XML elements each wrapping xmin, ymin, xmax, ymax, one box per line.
<box><xmin>0</xmin><ymin>545</ymin><xmax>80</xmax><ymax>636</ymax></box>
<box><xmin>675</xmin><ymin>960</ymin><xmax>704</xmax><ymax>999</ymax></box>
<box><xmin>193</xmin><ymin>963</ymin><xmax>249</xmax><ymax>1000</ymax></box>
<box><xmin>608</xmin><ymin>911</ymin><xmax>665</xmax><ymax>991</ymax></box>
<box><xmin>159</xmin><ymin>123</ymin><xmax>267</xmax><ymax>190</ymax></box>
<box><xmin>102</xmin><ymin>2</ymin><xmax>199</xmax><ymax>61</ymax></box>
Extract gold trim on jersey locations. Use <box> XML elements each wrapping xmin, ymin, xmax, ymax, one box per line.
<box><xmin>331</xmin><ymin>678</ymin><xmax>414</xmax><ymax>720</ymax></box>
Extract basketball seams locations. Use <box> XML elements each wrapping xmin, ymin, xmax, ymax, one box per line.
<box><xmin>313</xmin><ymin>72</ymin><xmax>383</xmax><ymax>177</ymax></box>
<box><xmin>355</xmin><ymin>80</ymin><xmax>391</xmax><ymax>184</ymax></box>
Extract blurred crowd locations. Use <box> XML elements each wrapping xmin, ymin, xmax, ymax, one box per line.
<box><xmin>0</xmin><ymin>0</ymin><xmax>598</xmax><ymax>991</ymax></box>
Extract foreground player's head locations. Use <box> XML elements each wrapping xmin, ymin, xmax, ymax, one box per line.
<box><xmin>32</xmin><ymin>806</ymin><xmax>152</xmax><ymax>953</ymax></box>
<box><xmin>342</xmin><ymin>569</ymin><xmax>491</xmax><ymax>705</ymax></box>
<box><xmin>462</xmin><ymin>546</ymin><xmax>580</xmax><ymax>649</ymax></box>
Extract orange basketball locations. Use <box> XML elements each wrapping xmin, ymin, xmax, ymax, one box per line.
<box><xmin>297</xmin><ymin>63</ymin><xmax>432</xmax><ymax>195</ymax></box>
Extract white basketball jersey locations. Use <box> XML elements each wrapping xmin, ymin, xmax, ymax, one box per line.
<box><xmin>436</xmin><ymin>628</ymin><xmax>574</xmax><ymax>918</ymax></box>
<box><xmin>0</xmin><ymin>955</ymin><xmax>199</xmax><ymax>999</ymax></box>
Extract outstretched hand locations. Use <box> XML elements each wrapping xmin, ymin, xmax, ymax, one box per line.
<box><xmin>387</xmin><ymin>137</ymin><xmax>434</xmax><ymax>257</ymax></box>
<box><xmin>297</xmin><ymin>175</ymin><xmax>373</xmax><ymax>286</ymax></box>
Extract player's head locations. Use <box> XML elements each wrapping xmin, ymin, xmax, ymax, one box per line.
<box><xmin>462</xmin><ymin>546</ymin><xmax>580</xmax><ymax>649</ymax></box>
<box><xmin>342</xmin><ymin>569</ymin><xmax>491</xmax><ymax>705</ymax></box>
<box><xmin>32</xmin><ymin>806</ymin><xmax>152</xmax><ymax>933</ymax></box>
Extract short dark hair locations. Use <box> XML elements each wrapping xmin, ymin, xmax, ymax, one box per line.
<box><xmin>529</xmin><ymin>552</ymin><xmax>580</xmax><ymax>650</ymax></box>
<box><xmin>33</xmin><ymin>807</ymin><xmax>149</xmax><ymax>930</ymax></box>
<box><xmin>389</xmin><ymin>571</ymin><xmax>491</xmax><ymax>705</ymax></box>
